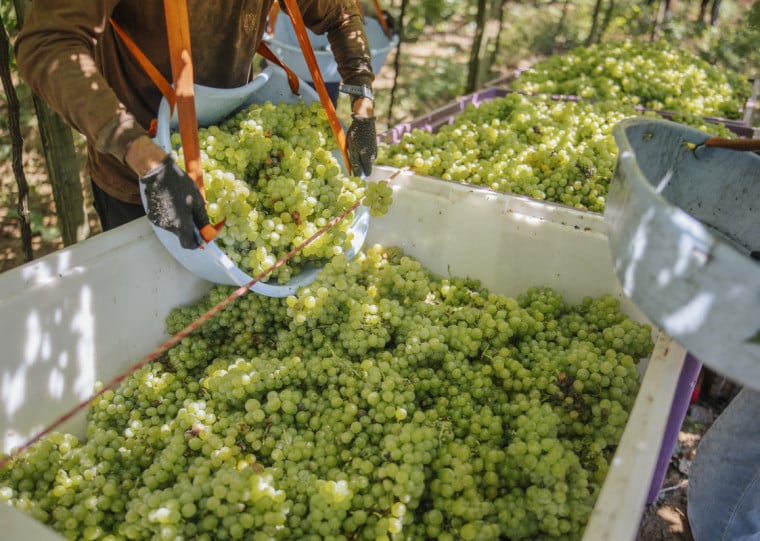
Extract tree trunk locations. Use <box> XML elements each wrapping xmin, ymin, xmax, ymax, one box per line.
<box><xmin>0</xmin><ymin>11</ymin><xmax>33</xmax><ymax>262</ymax></box>
<box><xmin>466</xmin><ymin>0</ymin><xmax>489</xmax><ymax>93</ymax></box>
<box><xmin>386</xmin><ymin>0</ymin><xmax>407</xmax><ymax>127</ymax></box>
<box><xmin>598</xmin><ymin>0</ymin><xmax>616</xmax><ymax>42</ymax></box>
<box><xmin>555</xmin><ymin>0</ymin><xmax>572</xmax><ymax>39</ymax></box>
<box><xmin>586</xmin><ymin>0</ymin><xmax>605</xmax><ymax>45</ymax></box>
<box><xmin>13</xmin><ymin>0</ymin><xmax>90</xmax><ymax>247</ymax></box>
<box><xmin>650</xmin><ymin>0</ymin><xmax>668</xmax><ymax>41</ymax></box>
<box><xmin>488</xmin><ymin>0</ymin><xmax>508</xmax><ymax>77</ymax></box>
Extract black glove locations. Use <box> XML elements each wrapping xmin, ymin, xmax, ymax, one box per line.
<box><xmin>140</xmin><ymin>156</ymin><xmax>210</xmax><ymax>249</ymax></box>
<box><xmin>381</xmin><ymin>10</ymin><xmax>399</xmax><ymax>35</ymax></box>
<box><xmin>346</xmin><ymin>114</ymin><xmax>377</xmax><ymax>177</ymax></box>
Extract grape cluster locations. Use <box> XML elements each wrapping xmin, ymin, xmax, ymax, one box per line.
<box><xmin>363</xmin><ymin>181</ymin><xmax>394</xmax><ymax>217</ymax></box>
<box><xmin>376</xmin><ymin>92</ymin><xmax>735</xmax><ymax>213</ymax></box>
<box><xmin>1</xmin><ymin>244</ymin><xmax>655</xmax><ymax>541</ymax></box>
<box><xmin>172</xmin><ymin>100</ymin><xmax>367</xmax><ymax>284</ymax></box>
<box><xmin>510</xmin><ymin>39</ymin><xmax>751</xmax><ymax>120</ymax></box>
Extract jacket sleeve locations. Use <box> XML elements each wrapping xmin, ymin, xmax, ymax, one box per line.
<box><xmin>14</xmin><ymin>0</ymin><xmax>148</xmax><ymax>163</ymax></box>
<box><xmin>286</xmin><ymin>0</ymin><xmax>375</xmax><ymax>89</ymax></box>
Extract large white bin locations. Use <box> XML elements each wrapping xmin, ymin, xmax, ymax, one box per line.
<box><xmin>0</xmin><ymin>168</ymin><xmax>686</xmax><ymax>541</ymax></box>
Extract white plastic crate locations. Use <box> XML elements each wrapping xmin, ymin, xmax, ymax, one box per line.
<box><xmin>0</xmin><ymin>169</ymin><xmax>686</xmax><ymax>541</ymax></box>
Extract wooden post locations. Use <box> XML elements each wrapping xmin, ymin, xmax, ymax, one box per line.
<box><xmin>13</xmin><ymin>0</ymin><xmax>90</xmax><ymax>246</ymax></box>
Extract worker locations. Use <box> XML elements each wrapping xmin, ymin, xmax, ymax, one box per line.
<box><xmin>14</xmin><ymin>1</ymin><xmax>378</xmax><ymax>249</ymax></box>
<box><xmin>687</xmin><ymin>386</ymin><xmax>760</xmax><ymax>540</ymax></box>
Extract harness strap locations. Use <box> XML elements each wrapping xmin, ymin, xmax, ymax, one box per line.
<box><xmin>163</xmin><ymin>0</ymin><xmax>204</xmax><ymax>196</ymax></box>
<box><xmin>109</xmin><ymin>17</ymin><xmax>175</xmax><ymax>137</ymax></box>
<box><xmin>371</xmin><ymin>0</ymin><xmax>393</xmax><ymax>38</ymax></box>
<box><xmin>257</xmin><ymin>40</ymin><xmax>301</xmax><ymax>95</ymax></box>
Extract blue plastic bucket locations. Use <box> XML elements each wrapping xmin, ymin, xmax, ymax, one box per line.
<box><xmin>265</xmin><ymin>16</ymin><xmax>399</xmax><ymax>84</ymax></box>
<box><xmin>143</xmin><ymin>64</ymin><xmax>370</xmax><ymax>297</ymax></box>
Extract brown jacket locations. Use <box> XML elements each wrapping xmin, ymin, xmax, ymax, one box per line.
<box><xmin>15</xmin><ymin>1</ymin><xmax>374</xmax><ymax>204</ymax></box>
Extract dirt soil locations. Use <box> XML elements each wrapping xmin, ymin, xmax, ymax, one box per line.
<box><xmin>635</xmin><ymin>373</ymin><xmax>740</xmax><ymax>541</ymax></box>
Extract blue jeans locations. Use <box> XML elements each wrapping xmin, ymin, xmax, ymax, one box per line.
<box><xmin>688</xmin><ymin>388</ymin><xmax>760</xmax><ymax>541</ymax></box>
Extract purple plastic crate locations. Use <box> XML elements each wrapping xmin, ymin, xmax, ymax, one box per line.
<box><xmin>648</xmin><ymin>108</ymin><xmax>757</xmax><ymax>138</ymax></box>
<box><xmin>381</xmin><ymin>77</ymin><xmax>756</xmax><ymax>141</ymax></box>
<box><xmin>646</xmin><ymin>354</ymin><xmax>703</xmax><ymax>504</ymax></box>
<box><xmin>637</xmin><ymin>77</ymin><xmax>759</xmax><ymax>136</ymax></box>
<box><xmin>378</xmin><ymin>87</ymin><xmax>511</xmax><ymax>145</ymax></box>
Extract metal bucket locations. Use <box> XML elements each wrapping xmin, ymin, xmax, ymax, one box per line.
<box><xmin>143</xmin><ymin>64</ymin><xmax>370</xmax><ymax>297</ymax></box>
<box><xmin>606</xmin><ymin>117</ymin><xmax>760</xmax><ymax>389</ymax></box>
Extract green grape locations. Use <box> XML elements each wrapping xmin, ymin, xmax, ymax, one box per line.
<box><xmin>2</xmin><ymin>245</ymin><xmax>655</xmax><ymax>541</ymax></box>
<box><xmin>364</xmin><ymin>180</ymin><xmax>394</xmax><ymax>217</ymax></box>
<box><xmin>377</xmin><ymin>68</ymin><xmax>739</xmax><ymax>213</ymax></box>
<box><xmin>172</xmin><ymin>100</ymin><xmax>369</xmax><ymax>284</ymax></box>
<box><xmin>511</xmin><ymin>39</ymin><xmax>752</xmax><ymax>119</ymax></box>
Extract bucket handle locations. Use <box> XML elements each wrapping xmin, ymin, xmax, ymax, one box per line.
<box><xmin>701</xmin><ymin>136</ymin><xmax>760</xmax><ymax>152</ymax></box>
<box><xmin>687</xmin><ymin>135</ymin><xmax>760</xmax><ymax>154</ymax></box>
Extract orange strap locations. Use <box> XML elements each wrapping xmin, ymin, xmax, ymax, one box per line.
<box><xmin>371</xmin><ymin>0</ymin><xmax>392</xmax><ymax>39</ymax></box>
<box><xmin>163</xmin><ymin>0</ymin><xmax>204</xmax><ymax>198</ymax></box>
<box><xmin>282</xmin><ymin>0</ymin><xmax>350</xmax><ymax>170</ymax></box>
<box><xmin>109</xmin><ymin>17</ymin><xmax>176</xmax><ymax>129</ymax></box>
<box><xmin>257</xmin><ymin>41</ymin><xmax>301</xmax><ymax>95</ymax></box>
<box><xmin>110</xmin><ymin>21</ymin><xmax>300</xmax><ymax>118</ymax></box>
<box><xmin>113</xmin><ymin>5</ymin><xmax>204</xmax><ymax>196</ymax></box>
<box><xmin>352</xmin><ymin>0</ymin><xmax>392</xmax><ymax>38</ymax></box>
<box><xmin>109</xmin><ymin>11</ymin><xmax>217</xmax><ymax>242</ymax></box>
<box><xmin>266</xmin><ymin>2</ymin><xmax>280</xmax><ymax>35</ymax></box>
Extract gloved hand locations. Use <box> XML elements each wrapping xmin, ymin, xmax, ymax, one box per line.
<box><xmin>380</xmin><ymin>10</ymin><xmax>399</xmax><ymax>35</ymax></box>
<box><xmin>140</xmin><ymin>156</ymin><xmax>210</xmax><ymax>249</ymax></box>
<box><xmin>346</xmin><ymin>114</ymin><xmax>377</xmax><ymax>177</ymax></box>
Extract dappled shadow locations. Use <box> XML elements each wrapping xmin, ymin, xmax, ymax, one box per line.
<box><xmin>0</xmin><ymin>219</ymin><xmax>212</xmax><ymax>453</ymax></box>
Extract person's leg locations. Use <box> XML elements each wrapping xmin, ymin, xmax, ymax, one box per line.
<box><xmin>90</xmin><ymin>180</ymin><xmax>146</xmax><ymax>231</ymax></box>
<box><xmin>688</xmin><ymin>387</ymin><xmax>760</xmax><ymax>541</ymax></box>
